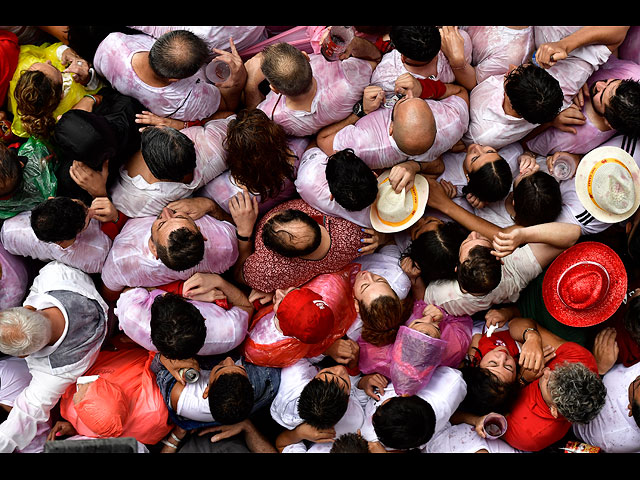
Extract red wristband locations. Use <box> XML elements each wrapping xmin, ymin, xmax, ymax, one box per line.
<box><xmin>417</xmin><ymin>77</ymin><xmax>446</xmax><ymax>99</ymax></box>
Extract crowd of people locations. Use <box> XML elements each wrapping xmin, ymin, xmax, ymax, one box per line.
<box><xmin>0</xmin><ymin>25</ymin><xmax>639</xmax><ymax>455</ymax></box>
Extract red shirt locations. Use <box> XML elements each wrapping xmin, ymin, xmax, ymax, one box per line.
<box><xmin>0</xmin><ymin>30</ymin><xmax>19</xmax><ymax>106</ymax></box>
<box><xmin>502</xmin><ymin>342</ymin><xmax>599</xmax><ymax>452</ymax></box>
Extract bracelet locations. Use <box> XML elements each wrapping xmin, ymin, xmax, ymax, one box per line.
<box><xmin>236</xmin><ymin>230</ymin><xmax>251</xmax><ymax>242</ymax></box>
<box><xmin>522</xmin><ymin>327</ymin><xmax>539</xmax><ymax>342</ymax></box>
<box><xmin>84</xmin><ymin>94</ymin><xmax>97</xmax><ymax>104</ymax></box>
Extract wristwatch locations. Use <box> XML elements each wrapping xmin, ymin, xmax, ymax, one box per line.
<box><xmin>352</xmin><ymin>99</ymin><xmax>366</xmax><ymax>118</ymax></box>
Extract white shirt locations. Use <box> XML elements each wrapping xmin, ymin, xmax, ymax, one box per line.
<box><xmin>270</xmin><ymin>358</ymin><xmax>365</xmax><ymax>436</ymax></box>
<box><xmin>573</xmin><ymin>362</ymin><xmax>640</xmax><ymax>453</ymax></box>
<box><xmin>424</xmin><ymin>244</ymin><xmax>542</xmax><ymax>317</ymax></box>
<box><xmin>356</xmin><ymin>366</ymin><xmax>467</xmax><ymax>451</ymax></box>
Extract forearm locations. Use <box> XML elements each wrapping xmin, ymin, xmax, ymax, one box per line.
<box><xmin>452</xmin><ymin>64</ymin><xmax>477</xmax><ymax>91</ymax></box>
<box><xmin>242</xmin><ymin>420</ymin><xmax>278</xmax><ymax>453</ymax></box>
<box><xmin>438</xmin><ymin>83</ymin><xmax>469</xmax><ymax>107</ymax></box>
<box><xmin>450</xmin><ymin>410</ymin><xmax>481</xmax><ymax>427</ymax></box>
<box><xmin>508</xmin><ymin>317</ymin><xmax>540</xmax><ymax>343</ymax></box>
<box><xmin>275</xmin><ymin>427</ymin><xmax>306</xmax><ymax>453</ymax></box>
<box><xmin>417</xmin><ymin>157</ymin><xmax>445</xmax><ymax>177</ymax></box>
<box><xmin>560</xmin><ymin>26</ymin><xmax>630</xmax><ymax>53</ymax></box>
<box><xmin>519</xmin><ymin>222</ymin><xmax>581</xmax><ymax>249</ymax></box>
<box><xmin>217</xmin><ymin>277</ymin><xmax>253</xmax><ymax>315</ymax></box>
<box><xmin>434</xmin><ymin>199</ymin><xmax>503</xmax><ymax>239</ymax></box>
<box><xmin>233</xmin><ymin>239</ymin><xmax>254</xmax><ymax>286</ymax></box>
<box><xmin>348</xmin><ymin>36</ymin><xmax>382</xmax><ymax>62</ymax></box>
<box><xmin>316</xmin><ymin>114</ymin><xmax>359</xmax><ymax>155</ymax></box>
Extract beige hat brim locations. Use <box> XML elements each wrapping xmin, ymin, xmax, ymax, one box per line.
<box><xmin>370</xmin><ymin>170</ymin><xmax>429</xmax><ymax>233</ymax></box>
<box><xmin>574</xmin><ymin>146</ymin><xmax>640</xmax><ymax>223</ymax></box>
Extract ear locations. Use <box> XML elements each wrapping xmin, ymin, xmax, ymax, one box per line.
<box><xmin>550</xmin><ymin>404</ymin><xmax>559</xmax><ymax>419</ymax></box>
<box><xmin>202</xmin><ymin>384</ymin><xmax>210</xmax><ymax>400</ymax></box>
<box><xmin>353</xmin><ymin>297</ymin><xmax>360</xmax><ymax>314</ymax></box>
<box><xmin>388</xmin><ymin>122</ymin><xmax>394</xmax><ymax>137</ymax></box>
<box><xmin>329</xmin><ymin>194</ymin><xmax>334</xmax><ymax>202</ymax></box>
<box><xmin>302</xmin><ymin>51</ymin><xmax>311</xmax><ymax>62</ymax></box>
<box><xmin>269</xmin><ymin>84</ymin><xmax>280</xmax><ymax>95</ymax></box>
<box><xmin>148</xmin><ymin>239</ymin><xmax>158</xmax><ymax>259</ymax></box>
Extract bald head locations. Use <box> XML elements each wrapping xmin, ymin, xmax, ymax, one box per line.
<box><xmin>391</xmin><ymin>98</ymin><xmax>436</xmax><ymax>156</ymax></box>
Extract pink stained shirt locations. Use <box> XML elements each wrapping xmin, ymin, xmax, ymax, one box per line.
<box><xmin>333</xmin><ymin>94</ymin><xmax>469</xmax><ymax>169</ymax></box>
<box><xmin>257</xmin><ymin>54</ymin><xmax>373</xmax><ymax>137</ymax></box>
<box><xmin>101</xmin><ymin>214</ymin><xmax>238</xmax><ymax>292</ymax></box>
<box><xmin>110</xmin><ymin>117</ymin><xmax>232</xmax><ymax>218</ymax></box>
<box><xmin>464</xmin><ymin>26</ymin><xmax>535</xmax><ymax>84</ymax></box>
<box><xmin>114</xmin><ymin>288</ymin><xmax>249</xmax><ymax>356</ymax></box>
<box><xmin>242</xmin><ymin>199</ymin><xmax>363</xmax><ymax>293</ymax></box>
<box><xmin>462</xmin><ymin>73</ymin><xmax>537</xmax><ymax>149</ymax></box>
<box><xmin>0</xmin><ymin>240</ymin><xmax>29</xmax><ymax>311</ymax></box>
<box><xmin>526</xmin><ymin>56</ymin><xmax>640</xmax><ymax>156</ymax></box>
<box><xmin>94</xmin><ymin>32</ymin><xmax>221</xmax><ymax>122</ymax></box>
<box><xmin>370</xmin><ymin>33</ymin><xmax>472</xmax><ymax>95</ymax></box>
<box><xmin>0</xmin><ymin>212</ymin><xmax>112</xmax><ymax>275</ymax></box>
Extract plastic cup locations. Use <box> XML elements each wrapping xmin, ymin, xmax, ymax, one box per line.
<box><xmin>483</xmin><ymin>413</ymin><xmax>508</xmax><ymax>439</ymax></box>
<box><xmin>206</xmin><ymin>59</ymin><xmax>231</xmax><ymax>84</ymax></box>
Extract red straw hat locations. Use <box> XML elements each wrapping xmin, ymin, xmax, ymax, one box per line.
<box><xmin>276</xmin><ymin>288</ymin><xmax>335</xmax><ymax>344</ymax></box>
<box><xmin>542</xmin><ymin>242</ymin><xmax>627</xmax><ymax>327</ymax></box>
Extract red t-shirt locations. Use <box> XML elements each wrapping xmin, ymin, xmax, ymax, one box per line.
<box><xmin>502</xmin><ymin>342</ymin><xmax>599</xmax><ymax>452</ymax></box>
<box><xmin>0</xmin><ymin>30</ymin><xmax>19</xmax><ymax>107</ymax></box>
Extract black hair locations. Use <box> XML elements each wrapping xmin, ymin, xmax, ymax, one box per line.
<box><xmin>262</xmin><ymin>209</ymin><xmax>322</xmax><ymax>258</ymax></box>
<box><xmin>297</xmin><ymin>377</ymin><xmax>349</xmax><ymax>430</ymax></box>
<box><xmin>462</xmin><ymin>156</ymin><xmax>513</xmax><ymax>203</ymax></box>
<box><xmin>459</xmin><ymin>364</ymin><xmax>520</xmax><ymax>415</ymax></box>
<box><xmin>330</xmin><ymin>432</ymin><xmax>370</xmax><ymax>453</ymax></box>
<box><xmin>155</xmin><ymin>226</ymin><xmax>205</xmax><ymax>272</ymax></box>
<box><xmin>208</xmin><ymin>372</ymin><xmax>254</xmax><ymax>425</ymax></box>
<box><xmin>372</xmin><ymin>395</ymin><xmax>436</xmax><ymax>450</ymax></box>
<box><xmin>389</xmin><ymin>26</ymin><xmax>441</xmax><ymax>63</ymax></box>
<box><xmin>141</xmin><ymin>126</ymin><xmax>196</xmax><ymax>182</ymax></box>
<box><xmin>457</xmin><ymin>245</ymin><xmax>502</xmax><ymax>295</ymax></box>
<box><xmin>402</xmin><ymin>221</ymin><xmax>470</xmax><ymax>284</ymax></box>
<box><xmin>325</xmin><ymin>148</ymin><xmax>378</xmax><ymax>211</ymax></box>
<box><xmin>30</xmin><ymin>197</ymin><xmax>87</xmax><ymax>243</ymax></box>
<box><xmin>504</xmin><ymin>64</ymin><xmax>563</xmax><ymax>125</ymax></box>
<box><xmin>605</xmin><ymin>79</ymin><xmax>640</xmax><ymax>138</ymax></box>
<box><xmin>512</xmin><ymin>171</ymin><xmax>562</xmax><ymax>227</ymax></box>
<box><xmin>632</xmin><ymin>397</ymin><xmax>640</xmax><ymax>430</ymax></box>
<box><xmin>150</xmin><ymin>293</ymin><xmax>206</xmax><ymax>359</ymax></box>
<box><xmin>260</xmin><ymin>42</ymin><xmax>313</xmax><ymax>97</ymax></box>
<box><xmin>0</xmin><ymin>144</ymin><xmax>23</xmax><ymax>197</ymax></box>
<box><xmin>148</xmin><ymin>29</ymin><xmax>210</xmax><ymax>79</ymax></box>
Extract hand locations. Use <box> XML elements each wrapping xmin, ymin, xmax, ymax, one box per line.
<box><xmin>422</xmin><ymin>304</ymin><xmax>444</xmax><ymax>322</ymax></box>
<box><xmin>520</xmin><ymin>344</ymin><xmax>556</xmax><ymax>383</ymax></box>
<box><xmin>294</xmin><ymin>423</ymin><xmax>336</xmax><ymax>443</ymax></box>
<box><xmin>158</xmin><ymin>354</ymin><xmax>200</xmax><ymax>386</ymax></box>
<box><xmin>89</xmin><ymin>197</ymin><xmax>119</xmax><ymax>223</ymax></box>
<box><xmin>400</xmin><ymin>256</ymin><xmax>421</xmax><ymax>283</ymax></box>
<box><xmin>69</xmin><ymin>159</ymin><xmax>109</xmax><ymax>198</ymax></box>
<box><xmin>47</xmin><ymin>420</ymin><xmax>77</xmax><ymax>441</ymax></box>
<box><xmin>388</xmin><ymin>161</ymin><xmax>420</xmax><ymax>193</ymax></box>
<box><xmin>425</xmin><ymin>177</ymin><xmax>453</xmax><ymax>210</ymax></box>
<box><xmin>135</xmin><ymin>110</ymin><xmax>183</xmax><ymax>132</ymax></box>
<box><xmin>182</xmin><ymin>272</ymin><xmax>227</xmax><ymax>303</ymax></box>
<box><xmin>465</xmin><ymin>192</ymin><xmax>486</xmax><ymax>209</ymax></box>
<box><xmin>484</xmin><ymin>308</ymin><xmax>513</xmax><ymax>329</ymax></box>
<box><xmin>439</xmin><ymin>26</ymin><xmax>467</xmax><ymax>69</ymax></box>
<box><xmin>362</xmin><ymin>85</ymin><xmax>385</xmax><ymax>114</ymax></box>
<box><xmin>357</xmin><ymin>373</ymin><xmax>388</xmax><ymax>401</ymax></box>
<box><xmin>534</xmin><ymin>41</ymin><xmax>569</xmax><ymax>69</ymax></box>
<box><xmin>228</xmin><ymin>189</ymin><xmax>259</xmax><ymax>239</ymax></box>
<box><xmin>519</xmin><ymin>329</ymin><xmax>544</xmax><ymax>372</ymax></box>
<box><xmin>167</xmin><ymin>197</ymin><xmax>216</xmax><ymax>221</ymax></box>
<box><xmin>211</xmin><ymin>37</ymin><xmax>246</xmax><ymax>89</ymax></box>
<box><xmin>513</xmin><ymin>161</ymin><xmax>539</xmax><ymax>185</ymax></box>
<box><xmin>439</xmin><ymin>179</ymin><xmax>457</xmax><ymax>199</ymax></box>
<box><xmin>394</xmin><ymin>72</ymin><xmax>423</xmax><ymax>98</ymax></box>
<box><xmin>551</xmin><ymin>104</ymin><xmax>586</xmax><ymax>134</ymax></box>
<box><xmin>198</xmin><ymin>419</ymin><xmax>250</xmax><ymax>443</ymax></box>
<box><xmin>546</xmin><ymin>152</ymin><xmax>580</xmax><ymax>177</ymax></box>
<box><xmin>491</xmin><ymin>229</ymin><xmax>526</xmax><ymax>259</ymax></box>
<box><xmin>518</xmin><ymin>152</ymin><xmax>538</xmax><ymax>175</ymax></box>
<box><xmin>573</xmin><ymin>82</ymin><xmax>590</xmax><ymax>109</ymax></box>
<box><xmin>248</xmin><ymin>288</ymin><xmax>274</xmax><ymax>305</ymax></box>
<box><xmin>359</xmin><ymin>228</ymin><xmax>390</xmax><ymax>255</ymax></box>
<box><xmin>243</xmin><ymin>52</ymin><xmax>265</xmax><ymax>89</ymax></box>
<box><xmin>593</xmin><ymin>327</ymin><xmax>619</xmax><ymax>375</ymax></box>
<box><xmin>324</xmin><ymin>338</ymin><xmax>359</xmax><ymax>366</ymax></box>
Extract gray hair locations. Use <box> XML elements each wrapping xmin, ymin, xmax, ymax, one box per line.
<box><xmin>548</xmin><ymin>361</ymin><xmax>606</xmax><ymax>424</ymax></box>
<box><xmin>0</xmin><ymin>307</ymin><xmax>52</xmax><ymax>356</ymax></box>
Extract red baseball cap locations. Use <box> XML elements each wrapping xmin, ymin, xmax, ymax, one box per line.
<box><xmin>542</xmin><ymin>242</ymin><xmax>627</xmax><ymax>327</ymax></box>
<box><xmin>276</xmin><ymin>288</ymin><xmax>335</xmax><ymax>344</ymax></box>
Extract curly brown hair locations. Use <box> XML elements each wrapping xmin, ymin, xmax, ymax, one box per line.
<box><xmin>14</xmin><ymin>69</ymin><xmax>62</xmax><ymax>139</ymax></box>
<box><xmin>223</xmin><ymin>109</ymin><xmax>296</xmax><ymax>200</ymax></box>
<box><xmin>359</xmin><ymin>294</ymin><xmax>413</xmax><ymax>347</ymax></box>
